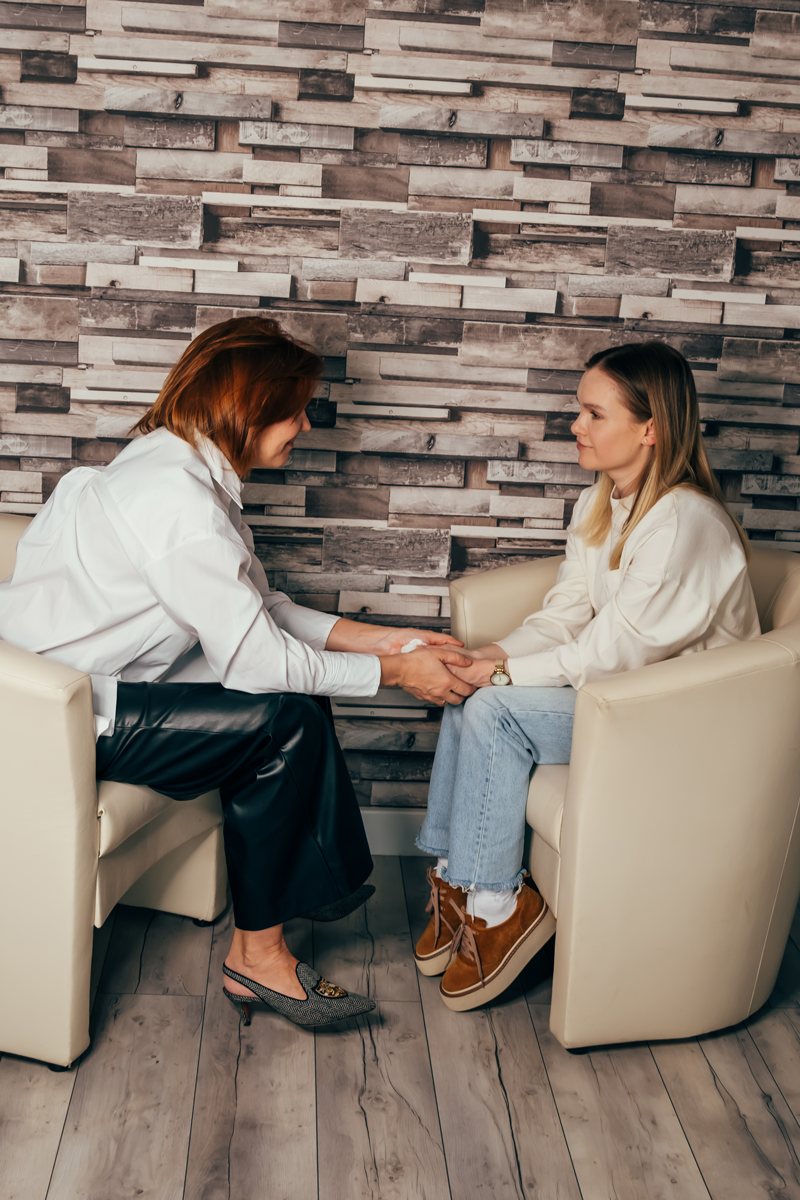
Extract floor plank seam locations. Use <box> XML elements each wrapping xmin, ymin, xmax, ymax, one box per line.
<box><xmin>487</xmin><ymin>1008</ymin><xmax>527</xmax><ymax>1199</ymax></box>
<box><xmin>728</xmin><ymin>1028</ymin><xmax>800</xmax><ymax>1172</ymax></box>
<box><xmin>522</xmin><ymin>991</ymin><xmax>585</xmax><ymax>1199</ymax></box>
<box><xmin>357</xmin><ymin>1014</ymin><xmax>380</xmax><ymax>1194</ymax></box>
<box><xmin>42</xmin><ymin>911</ymin><xmax>120</xmax><ymax>1200</ymax></box>
<box><xmin>313</xmin><ymin>919</ymin><xmax>321</xmax><ymax>1200</ymax></box>
<box><xmin>399</xmin><ymin>855</ymin><xmax>455</xmax><ymax>1200</ymax></box>
<box><xmin>42</xmin><ymin>1071</ymin><xmax>78</xmax><ymax>1200</ymax></box>
<box><xmin>649</xmin><ymin>1042</ymin><xmax>714</xmax><ymax>1200</ymax></box>
<box><xmin>745</xmin><ymin>1017</ymin><xmax>800</xmax><ymax>1150</ymax></box>
<box><xmin>226</xmin><ymin>1020</ymin><xmax>243</xmax><ymax>1200</ymax></box>
<box><xmin>181</xmin><ymin>908</ymin><xmax>216</xmax><ymax>1200</ymax></box>
<box><xmin>134</xmin><ymin>910</ymin><xmax>157</xmax><ymax>995</ymax></box>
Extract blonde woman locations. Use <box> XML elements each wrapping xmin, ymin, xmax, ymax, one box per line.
<box><xmin>414</xmin><ymin>341</ymin><xmax>761</xmax><ymax>1012</ymax></box>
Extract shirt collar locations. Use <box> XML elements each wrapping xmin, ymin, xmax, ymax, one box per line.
<box><xmin>609</xmin><ymin>489</ymin><xmax>633</xmax><ymax>523</ymax></box>
<box><xmin>194</xmin><ymin>435</ymin><xmax>243</xmax><ymax>508</ymax></box>
<box><xmin>610</xmin><ymin>487</ymin><xmax>636</xmax><ymax>515</ymax></box>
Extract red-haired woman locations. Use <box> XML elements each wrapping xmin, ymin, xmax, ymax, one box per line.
<box><xmin>0</xmin><ymin>317</ymin><xmax>474</xmax><ymax>1029</ymax></box>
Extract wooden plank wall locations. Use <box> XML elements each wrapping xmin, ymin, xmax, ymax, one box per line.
<box><xmin>1</xmin><ymin>0</ymin><xmax>800</xmax><ymax>808</ymax></box>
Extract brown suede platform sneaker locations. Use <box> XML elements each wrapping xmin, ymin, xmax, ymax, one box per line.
<box><xmin>439</xmin><ymin>881</ymin><xmax>556</xmax><ymax>1011</ymax></box>
<box><xmin>414</xmin><ymin>867</ymin><xmax>463</xmax><ymax>977</ymax></box>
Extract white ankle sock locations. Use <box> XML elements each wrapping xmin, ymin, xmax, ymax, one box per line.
<box><xmin>468</xmin><ymin>886</ymin><xmax>518</xmax><ymax>928</ymax></box>
<box><xmin>435</xmin><ymin>856</ymin><xmax>449</xmax><ymax>880</ymax></box>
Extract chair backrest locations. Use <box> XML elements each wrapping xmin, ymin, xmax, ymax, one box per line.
<box><xmin>0</xmin><ymin>513</ymin><xmax>32</xmax><ymax>581</ymax></box>
<box><xmin>748</xmin><ymin>544</ymin><xmax>800</xmax><ymax>632</ymax></box>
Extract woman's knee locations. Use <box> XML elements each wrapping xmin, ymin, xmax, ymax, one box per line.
<box><xmin>462</xmin><ymin>687</ymin><xmax>505</xmax><ymax>721</ymax></box>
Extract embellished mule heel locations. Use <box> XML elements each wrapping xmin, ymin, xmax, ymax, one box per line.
<box><xmin>225</xmin><ymin>992</ymin><xmax>258</xmax><ymax>1026</ymax></box>
<box><xmin>222</xmin><ymin>962</ymin><xmax>376</xmax><ymax>1027</ymax></box>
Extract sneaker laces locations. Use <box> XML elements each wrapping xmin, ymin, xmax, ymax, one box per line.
<box><xmin>446</xmin><ymin>897</ymin><xmax>484</xmax><ymax>985</ymax></box>
<box><xmin>425</xmin><ymin>866</ymin><xmax>457</xmax><ymax>945</ymax></box>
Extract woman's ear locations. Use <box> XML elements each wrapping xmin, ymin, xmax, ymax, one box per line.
<box><xmin>643</xmin><ymin>419</ymin><xmax>656</xmax><ymax>446</ymax></box>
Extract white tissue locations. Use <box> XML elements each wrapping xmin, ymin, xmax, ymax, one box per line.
<box><xmin>400</xmin><ymin>638</ymin><xmax>427</xmax><ymax>653</ymax></box>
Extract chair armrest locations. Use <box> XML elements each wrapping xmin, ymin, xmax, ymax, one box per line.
<box><xmin>449</xmin><ymin>555</ymin><xmax>565</xmax><ymax>649</ymax></box>
<box><xmin>551</xmin><ymin>624</ymin><xmax>800</xmax><ymax>1047</ymax></box>
<box><xmin>0</xmin><ymin>640</ymin><xmax>98</xmax><ymax>1064</ymax></box>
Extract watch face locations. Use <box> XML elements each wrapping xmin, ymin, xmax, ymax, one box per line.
<box><xmin>490</xmin><ymin>671</ymin><xmax>510</xmax><ymax>685</ymax></box>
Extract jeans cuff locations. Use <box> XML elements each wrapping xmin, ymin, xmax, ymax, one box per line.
<box><xmin>415</xmin><ymin>832</ymin><xmax>448</xmax><ymax>857</ymax></box>
<box><xmin>441</xmin><ymin>867</ymin><xmax>527</xmax><ymax>892</ymax></box>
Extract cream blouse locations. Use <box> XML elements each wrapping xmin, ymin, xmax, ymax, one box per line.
<box><xmin>495</xmin><ymin>483</ymin><xmax>761</xmax><ymax>690</ymax></box>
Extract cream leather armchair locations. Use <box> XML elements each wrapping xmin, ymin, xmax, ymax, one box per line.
<box><xmin>0</xmin><ymin>514</ymin><xmax>227</xmax><ymax>1069</ymax></box>
<box><xmin>449</xmin><ymin>544</ymin><xmax>800</xmax><ymax>1048</ymax></box>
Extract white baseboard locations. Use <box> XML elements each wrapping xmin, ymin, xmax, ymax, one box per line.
<box><xmin>362</xmin><ymin>807</ymin><xmax>427</xmax><ymax>857</ymax></box>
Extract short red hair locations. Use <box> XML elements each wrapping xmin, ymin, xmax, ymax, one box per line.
<box><xmin>132</xmin><ymin>316</ymin><xmax>322</xmax><ymax>476</ymax></box>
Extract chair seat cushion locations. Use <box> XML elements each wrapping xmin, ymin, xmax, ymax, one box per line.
<box><xmin>526</xmin><ymin>764</ymin><xmax>569</xmax><ymax>852</ymax></box>
<box><xmin>97</xmin><ymin>780</ymin><xmax>176</xmax><ymax>856</ymax></box>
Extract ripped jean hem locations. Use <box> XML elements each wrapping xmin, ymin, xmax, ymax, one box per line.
<box><xmin>440</xmin><ymin>867</ymin><xmax>527</xmax><ymax>893</ymax></box>
<box><xmin>415</xmin><ymin>832</ymin><xmax>448</xmax><ymax>858</ymax></box>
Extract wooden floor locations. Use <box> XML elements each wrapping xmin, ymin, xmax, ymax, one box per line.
<box><xmin>5</xmin><ymin>856</ymin><xmax>800</xmax><ymax>1200</ymax></box>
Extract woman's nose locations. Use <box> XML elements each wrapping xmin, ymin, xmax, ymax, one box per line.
<box><xmin>301</xmin><ymin>412</ymin><xmax>312</xmax><ymax>433</ymax></box>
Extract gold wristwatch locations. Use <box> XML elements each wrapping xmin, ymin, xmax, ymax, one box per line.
<box><xmin>489</xmin><ymin>660</ymin><xmax>512</xmax><ymax>686</ymax></box>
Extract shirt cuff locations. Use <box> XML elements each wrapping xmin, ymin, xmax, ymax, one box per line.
<box><xmin>321</xmin><ymin>651</ymin><xmax>382</xmax><ymax>699</ymax></box>
<box><xmin>90</xmin><ymin>674</ymin><xmax>118</xmax><ymax>739</ymax></box>
<box><xmin>505</xmin><ymin>653</ymin><xmax>563</xmax><ymax>689</ymax></box>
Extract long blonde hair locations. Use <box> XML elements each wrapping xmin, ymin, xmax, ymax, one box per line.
<box><xmin>575</xmin><ymin>341</ymin><xmax>750</xmax><ymax>569</ymax></box>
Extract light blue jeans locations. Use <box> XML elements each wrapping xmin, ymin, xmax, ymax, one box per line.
<box><xmin>417</xmin><ymin>686</ymin><xmax>577</xmax><ymax>891</ymax></box>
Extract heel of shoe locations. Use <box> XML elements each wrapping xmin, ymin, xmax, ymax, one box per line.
<box><xmin>224</xmin><ymin>988</ymin><xmax>255</xmax><ymax>1026</ymax></box>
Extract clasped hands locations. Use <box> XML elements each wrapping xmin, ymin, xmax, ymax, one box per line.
<box><xmin>325</xmin><ymin>616</ymin><xmax>507</xmax><ymax>706</ymax></box>
<box><xmin>380</xmin><ymin>637</ymin><xmax>509</xmax><ymax>705</ymax></box>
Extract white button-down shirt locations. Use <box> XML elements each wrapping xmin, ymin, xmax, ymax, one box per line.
<box><xmin>0</xmin><ymin>428</ymin><xmax>381</xmax><ymax>736</ymax></box>
<box><xmin>496</xmin><ymin>482</ymin><xmax>761</xmax><ymax>688</ymax></box>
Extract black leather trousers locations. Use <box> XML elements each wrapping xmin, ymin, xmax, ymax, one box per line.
<box><xmin>95</xmin><ymin>682</ymin><xmax>373</xmax><ymax>931</ymax></box>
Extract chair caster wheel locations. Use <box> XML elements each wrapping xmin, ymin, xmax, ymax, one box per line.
<box><xmin>47</xmin><ymin>1063</ymin><xmax>71</xmax><ymax>1072</ymax></box>
<box><xmin>192</xmin><ymin>918</ymin><xmax>212</xmax><ymax>927</ymax></box>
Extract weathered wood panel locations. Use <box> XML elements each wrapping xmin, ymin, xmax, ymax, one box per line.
<box><xmin>398</xmin><ymin>133</ymin><xmax>487</xmax><ymax>168</ymax></box>
<box><xmin>0</xmin><ymin>3</ymin><xmax>85</xmax><ymax>32</ymax></box>
<box><xmin>605</xmin><ymin>225</ymin><xmax>737</xmax><ymax>280</ymax></box>
<box><xmin>649</xmin><ymin>124</ymin><xmax>800</xmax><ymax>159</ymax></box>
<box><xmin>278</xmin><ymin>21</ymin><xmax>364</xmax><ymax>51</ymax></box>
<box><xmin>339</xmin><ymin>207</ymin><xmax>473</xmax><ymax>264</ymax></box>
<box><xmin>123</xmin><ymin>116</ymin><xmax>215</xmax><ymax>150</ymax></box>
<box><xmin>461</xmin><ymin>321</ymin><xmax>723</xmax><ymax>371</ymax></box>
<box><xmin>511</xmin><ymin>139</ymin><xmax>624</xmax><ymax>168</ymax></box>
<box><xmin>379</xmin><ymin>104</ymin><xmax>545</xmax><ymax>140</ymax></box>
<box><xmin>552</xmin><ymin>41</ymin><xmax>637</xmax><ymax>69</ymax></box>
<box><xmin>483</xmin><ymin>0</ymin><xmax>639</xmax><ymax>44</ymax></box>
<box><xmin>719</xmin><ymin>338</ymin><xmax>800</xmax><ymax>382</ymax></box>
<box><xmin>67</xmin><ymin>191</ymin><xmax>203</xmax><ymax>248</ymax></box>
<box><xmin>239</xmin><ymin>120</ymin><xmax>354</xmax><ymax>150</ymax></box>
<box><xmin>322</xmin><ymin>524</ymin><xmax>451</xmax><ymax>576</ymax></box>
<box><xmin>665</xmin><ymin>153</ymin><xmax>753</xmax><ymax>186</ymax></box>
<box><xmin>104</xmin><ymin>86</ymin><xmax>273</xmax><ymax>121</ymax></box>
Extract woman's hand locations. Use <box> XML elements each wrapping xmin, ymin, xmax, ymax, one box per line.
<box><xmin>438</xmin><ymin>643</ymin><xmax>509</xmax><ymax>687</ymax></box>
<box><xmin>325</xmin><ymin>617</ymin><xmax>463</xmax><ymax>656</ymax></box>
<box><xmin>462</xmin><ymin>643</ymin><xmax>506</xmax><ymax>662</ymax></box>
<box><xmin>448</xmin><ymin>657</ymin><xmax>500</xmax><ymax>689</ymax></box>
